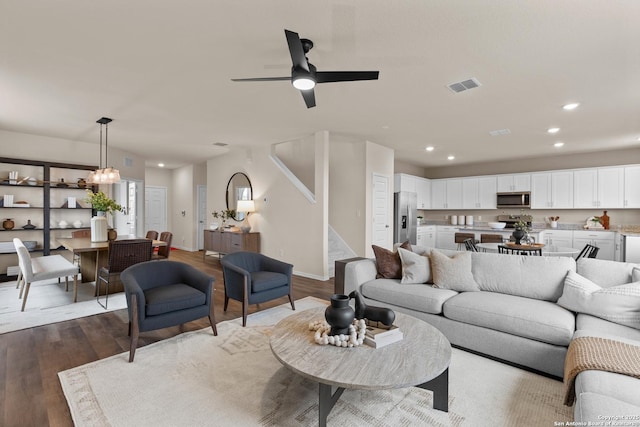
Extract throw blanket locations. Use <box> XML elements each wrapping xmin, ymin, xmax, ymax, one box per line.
<box><xmin>564</xmin><ymin>336</ymin><xmax>640</xmax><ymax>406</ymax></box>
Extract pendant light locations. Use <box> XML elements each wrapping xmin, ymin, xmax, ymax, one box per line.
<box><xmin>87</xmin><ymin>117</ymin><xmax>121</xmax><ymax>184</ymax></box>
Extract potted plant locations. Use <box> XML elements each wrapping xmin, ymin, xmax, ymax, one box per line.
<box><xmin>512</xmin><ymin>212</ymin><xmax>532</xmax><ymax>244</ymax></box>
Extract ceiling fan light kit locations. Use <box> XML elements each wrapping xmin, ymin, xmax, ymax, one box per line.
<box><xmin>232</xmin><ymin>29</ymin><xmax>379</xmax><ymax>108</ymax></box>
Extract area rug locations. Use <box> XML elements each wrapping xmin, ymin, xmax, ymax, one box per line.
<box><xmin>59</xmin><ymin>297</ymin><xmax>572</xmax><ymax>426</ymax></box>
<box><xmin>0</xmin><ymin>278</ymin><xmax>125</xmax><ymax>334</ymax></box>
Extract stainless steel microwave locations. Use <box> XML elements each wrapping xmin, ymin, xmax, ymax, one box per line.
<box><xmin>496</xmin><ymin>192</ymin><xmax>531</xmax><ymax>208</ymax></box>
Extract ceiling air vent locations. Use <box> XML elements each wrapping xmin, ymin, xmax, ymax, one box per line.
<box><xmin>447</xmin><ymin>78</ymin><xmax>481</xmax><ymax>94</ymax></box>
<box><xmin>489</xmin><ymin>129</ymin><xmax>511</xmax><ymax>136</ymax></box>
<box><xmin>213</xmin><ymin>142</ymin><xmax>228</xmax><ymax>147</ymax></box>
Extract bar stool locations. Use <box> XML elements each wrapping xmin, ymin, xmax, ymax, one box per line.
<box><xmin>455</xmin><ymin>232</ymin><xmax>475</xmax><ymax>250</ymax></box>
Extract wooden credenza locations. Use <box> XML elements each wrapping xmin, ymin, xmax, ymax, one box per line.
<box><xmin>203</xmin><ymin>229</ymin><xmax>260</xmax><ymax>259</ymax></box>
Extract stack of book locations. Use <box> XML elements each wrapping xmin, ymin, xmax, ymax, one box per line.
<box><xmin>364</xmin><ymin>324</ymin><xmax>403</xmax><ymax>348</ymax></box>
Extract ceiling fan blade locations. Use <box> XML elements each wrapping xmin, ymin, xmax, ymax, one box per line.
<box><xmin>231</xmin><ymin>77</ymin><xmax>290</xmax><ymax>82</ymax></box>
<box><xmin>316</xmin><ymin>71</ymin><xmax>379</xmax><ymax>84</ymax></box>
<box><xmin>285</xmin><ymin>29</ymin><xmax>309</xmax><ymax>72</ymax></box>
<box><xmin>301</xmin><ymin>89</ymin><xmax>316</xmax><ymax>108</ymax></box>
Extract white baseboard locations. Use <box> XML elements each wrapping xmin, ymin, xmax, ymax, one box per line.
<box><xmin>293</xmin><ymin>270</ymin><xmax>329</xmax><ymax>282</ymax></box>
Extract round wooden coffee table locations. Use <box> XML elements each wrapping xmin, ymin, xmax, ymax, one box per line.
<box><xmin>270</xmin><ymin>307</ymin><xmax>451</xmax><ymax>427</ymax></box>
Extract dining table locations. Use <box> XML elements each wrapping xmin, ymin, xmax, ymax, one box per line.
<box><xmin>476</xmin><ymin>242</ymin><xmax>580</xmax><ymax>257</ymax></box>
<box><xmin>56</xmin><ymin>237</ymin><xmax>167</xmax><ymax>290</ymax></box>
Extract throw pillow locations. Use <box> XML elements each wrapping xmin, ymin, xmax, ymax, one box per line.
<box><xmin>398</xmin><ymin>247</ymin><xmax>432</xmax><ymax>284</ymax></box>
<box><xmin>633</xmin><ymin>267</ymin><xmax>640</xmax><ymax>283</ymax></box>
<box><xmin>372</xmin><ymin>241</ymin><xmax>412</xmax><ymax>279</ymax></box>
<box><xmin>558</xmin><ymin>270</ymin><xmax>640</xmax><ymax>329</ymax></box>
<box><xmin>430</xmin><ymin>249</ymin><xmax>480</xmax><ymax>292</ymax></box>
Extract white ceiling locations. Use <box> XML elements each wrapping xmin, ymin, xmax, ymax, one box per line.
<box><xmin>2</xmin><ymin>1</ymin><xmax>639</xmax><ymax>169</ymax></box>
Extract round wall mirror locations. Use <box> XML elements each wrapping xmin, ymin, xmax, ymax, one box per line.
<box><xmin>226</xmin><ymin>172</ymin><xmax>252</xmax><ymax>221</ymax></box>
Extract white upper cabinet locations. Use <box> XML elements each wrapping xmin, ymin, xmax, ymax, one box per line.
<box><xmin>394</xmin><ymin>173</ymin><xmax>416</xmax><ymax>193</ymax></box>
<box><xmin>531</xmin><ymin>171</ymin><xmax>573</xmax><ymax>209</ymax></box>
<box><xmin>415</xmin><ymin>177</ymin><xmax>431</xmax><ymax>209</ymax></box>
<box><xmin>496</xmin><ymin>173</ymin><xmax>531</xmax><ymax>192</ymax></box>
<box><xmin>431</xmin><ymin>178</ymin><xmax>462</xmax><ymax>210</ymax></box>
<box><xmin>624</xmin><ymin>165</ymin><xmax>640</xmax><ymax>208</ymax></box>
<box><xmin>462</xmin><ymin>176</ymin><xmax>497</xmax><ymax>209</ymax></box>
<box><xmin>574</xmin><ymin>167</ymin><xmax>624</xmax><ymax>208</ymax></box>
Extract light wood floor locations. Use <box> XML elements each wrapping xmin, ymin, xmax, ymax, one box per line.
<box><xmin>0</xmin><ymin>250</ymin><xmax>335</xmax><ymax>427</ymax></box>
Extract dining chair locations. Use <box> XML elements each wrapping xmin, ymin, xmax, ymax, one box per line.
<box><xmin>70</xmin><ymin>229</ymin><xmax>91</xmax><ymax>267</ymax></box>
<box><xmin>97</xmin><ymin>239</ymin><xmax>152</xmax><ymax>309</ymax></box>
<box><xmin>455</xmin><ymin>233</ymin><xmax>475</xmax><ymax>250</ymax></box>
<box><xmin>145</xmin><ymin>230</ymin><xmax>159</xmax><ymax>240</ymax></box>
<box><xmin>481</xmin><ymin>233</ymin><xmax>504</xmax><ymax>243</ymax></box>
<box><xmin>575</xmin><ymin>244</ymin><xmax>599</xmax><ymax>260</ymax></box>
<box><xmin>221</xmin><ymin>251</ymin><xmax>294</xmax><ymax>326</ymax></box>
<box><xmin>13</xmin><ymin>238</ymin><xmax>80</xmax><ymax>311</ymax></box>
<box><xmin>463</xmin><ymin>238</ymin><xmax>478</xmax><ymax>252</ymax></box>
<box><xmin>151</xmin><ymin>231</ymin><xmax>173</xmax><ymax>260</ymax></box>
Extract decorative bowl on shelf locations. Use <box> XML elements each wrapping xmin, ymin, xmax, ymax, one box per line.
<box><xmin>488</xmin><ymin>222</ymin><xmax>507</xmax><ymax>229</ymax></box>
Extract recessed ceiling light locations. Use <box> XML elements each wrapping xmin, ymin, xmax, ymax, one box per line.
<box><xmin>425</xmin><ymin>146</ymin><xmax>434</xmax><ymax>152</ymax></box>
<box><xmin>637</xmin><ymin>137</ymin><xmax>640</xmax><ymax>141</ymax></box>
<box><xmin>554</xmin><ymin>142</ymin><xmax>564</xmax><ymax>148</ymax></box>
<box><xmin>158</xmin><ymin>163</ymin><xmax>165</xmax><ymax>167</ymax></box>
<box><xmin>562</xmin><ymin>103</ymin><xmax>580</xmax><ymax>110</ymax></box>
<box><xmin>447</xmin><ymin>155</ymin><xmax>455</xmax><ymax>160</ymax></box>
<box><xmin>382</xmin><ymin>125</ymin><xmax>390</xmax><ymax>130</ymax></box>
<box><xmin>547</xmin><ymin>127</ymin><xmax>560</xmax><ymax>134</ymax></box>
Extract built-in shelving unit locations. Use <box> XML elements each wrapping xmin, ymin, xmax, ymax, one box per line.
<box><xmin>0</xmin><ymin>157</ymin><xmax>97</xmax><ymax>280</ymax></box>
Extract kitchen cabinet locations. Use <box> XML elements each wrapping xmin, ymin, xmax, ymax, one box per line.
<box><xmin>462</xmin><ymin>176</ymin><xmax>497</xmax><ymax>209</ymax></box>
<box><xmin>417</xmin><ymin>225</ymin><xmax>436</xmax><ymax>248</ymax></box>
<box><xmin>496</xmin><ymin>173</ymin><xmax>531</xmax><ymax>192</ymax></box>
<box><xmin>530</xmin><ymin>171</ymin><xmax>573</xmax><ymax>209</ymax></box>
<box><xmin>573</xmin><ymin>230</ymin><xmax>615</xmax><ymax>261</ymax></box>
<box><xmin>573</xmin><ymin>167</ymin><xmax>624</xmax><ymax>209</ymax></box>
<box><xmin>415</xmin><ymin>177</ymin><xmax>431</xmax><ymax>209</ymax></box>
<box><xmin>431</xmin><ymin>179</ymin><xmax>462</xmax><ymax>210</ymax></box>
<box><xmin>435</xmin><ymin>226</ymin><xmax>457</xmax><ymax>250</ymax></box>
<box><xmin>624</xmin><ymin>165</ymin><xmax>640</xmax><ymax>208</ymax></box>
<box><xmin>540</xmin><ymin>230</ymin><xmax>573</xmax><ymax>247</ymax></box>
<box><xmin>394</xmin><ymin>174</ymin><xmax>416</xmax><ymax>193</ymax></box>
<box><xmin>0</xmin><ymin>157</ymin><xmax>97</xmax><ymax>279</ymax></box>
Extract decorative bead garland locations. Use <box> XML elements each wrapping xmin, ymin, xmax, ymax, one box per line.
<box><xmin>309</xmin><ymin>318</ymin><xmax>367</xmax><ymax>347</ymax></box>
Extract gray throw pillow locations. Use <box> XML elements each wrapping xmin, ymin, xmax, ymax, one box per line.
<box><xmin>558</xmin><ymin>270</ymin><xmax>640</xmax><ymax>329</ymax></box>
<box><xmin>398</xmin><ymin>247</ymin><xmax>432</xmax><ymax>284</ymax></box>
<box><xmin>430</xmin><ymin>249</ymin><xmax>480</xmax><ymax>292</ymax></box>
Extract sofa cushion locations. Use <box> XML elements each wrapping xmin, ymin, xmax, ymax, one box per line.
<box><xmin>575</xmin><ymin>370</ymin><xmax>640</xmax><ymax>411</ymax></box>
<box><xmin>577</xmin><ymin>258</ymin><xmax>640</xmax><ymax>288</ymax></box>
<box><xmin>558</xmin><ymin>271</ymin><xmax>640</xmax><ymax>329</ymax></box>
<box><xmin>360</xmin><ymin>278</ymin><xmax>457</xmax><ymax>315</ymax></box>
<box><xmin>634</xmin><ymin>267</ymin><xmax>640</xmax><ymax>282</ymax></box>
<box><xmin>574</xmin><ymin>392</ymin><xmax>640</xmax><ymax>424</ymax></box>
<box><xmin>398</xmin><ymin>247</ymin><xmax>432</xmax><ymax>284</ymax></box>
<box><xmin>442</xmin><ymin>291</ymin><xmax>575</xmax><ymax>346</ymax></box>
<box><xmin>471</xmin><ymin>251</ymin><xmax>576</xmax><ymax>302</ymax></box>
<box><xmin>145</xmin><ymin>283</ymin><xmax>206</xmax><ymax>316</ymax></box>
<box><xmin>251</xmin><ymin>271</ymin><xmax>288</xmax><ymax>293</ymax></box>
<box><xmin>430</xmin><ymin>250</ymin><xmax>480</xmax><ymax>292</ymax></box>
<box><xmin>372</xmin><ymin>241</ymin><xmax>411</xmax><ymax>279</ymax></box>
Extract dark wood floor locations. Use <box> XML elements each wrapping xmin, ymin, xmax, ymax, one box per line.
<box><xmin>0</xmin><ymin>250</ymin><xmax>335</xmax><ymax>427</ymax></box>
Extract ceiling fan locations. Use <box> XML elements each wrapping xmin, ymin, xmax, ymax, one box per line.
<box><xmin>231</xmin><ymin>29</ymin><xmax>379</xmax><ymax>108</ymax></box>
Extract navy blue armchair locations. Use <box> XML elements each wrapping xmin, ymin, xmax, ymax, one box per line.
<box><xmin>121</xmin><ymin>260</ymin><xmax>217</xmax><ymax>362</ymax></box>
<box><xmin>221</xmin><ymin>251</ymin><xmax>295</xmax><ymax>326</ymax></box>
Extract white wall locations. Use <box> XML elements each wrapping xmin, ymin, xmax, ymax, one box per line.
<box><xmin>206</xmin><ymin>132</ymin><xmax>329</xmax><ymax>279</ymax></box>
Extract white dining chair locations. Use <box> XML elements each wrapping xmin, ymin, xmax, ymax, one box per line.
<box><xmin>13</xmin><ymin>238</ymin><xmax>80</xmax><ymax>312</ymax></box>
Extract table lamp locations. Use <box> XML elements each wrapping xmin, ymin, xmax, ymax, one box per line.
<box><xmin>236</xmin><ymin>200</ymin><xmax>256</xmax><ymax>233</ymax></box>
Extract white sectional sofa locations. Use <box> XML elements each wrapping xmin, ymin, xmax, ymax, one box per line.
<box><xmin>342</xmin><ymin>246</ymin><xmax>640</xmax><ymax>423</ymax></box>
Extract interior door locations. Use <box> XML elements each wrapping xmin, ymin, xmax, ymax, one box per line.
<box><xmin>372</xmin><ymin>173</ymin><xmax>391</xmax><ymax>249</ymax></box>
<box><xmin>145</xmin><ymin>186</ymin><xmax>167</xmax><ymax>234</ymax></box>
<box><xmin>197</xmin><ymin>185</ymin><xmax>207</xmax><ymax>250</ymax></box>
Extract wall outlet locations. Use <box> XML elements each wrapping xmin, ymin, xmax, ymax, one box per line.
<box><xmin>445</xmin><ymin>215</ymin><xmax>449</xmax><ymax>220</ymax></box>
<box><xmin>478</xmin><ymin>216</ymin><xmax>482</xmax><ymax>221</ymax></box>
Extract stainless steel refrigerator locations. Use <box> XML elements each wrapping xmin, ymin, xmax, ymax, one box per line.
<box><xmin>393</xmin><ymin>191</ymin><xmax>417</xmax><ymax>245</ymax></box>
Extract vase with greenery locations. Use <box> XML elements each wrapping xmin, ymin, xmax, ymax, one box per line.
<box><xmin>84</xmin><ymin>190</ymin><xmax>123</xmax><ymax>242</ymax></box>
<box><xmin>84</xmin><ymin>190</ymin><xmax>124</xmax><ymax>215</ymax></box>
<box><xmin>211</xmin><ymin>209</ymin><xmax>236</xmax><ymax>230</ymax></box>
